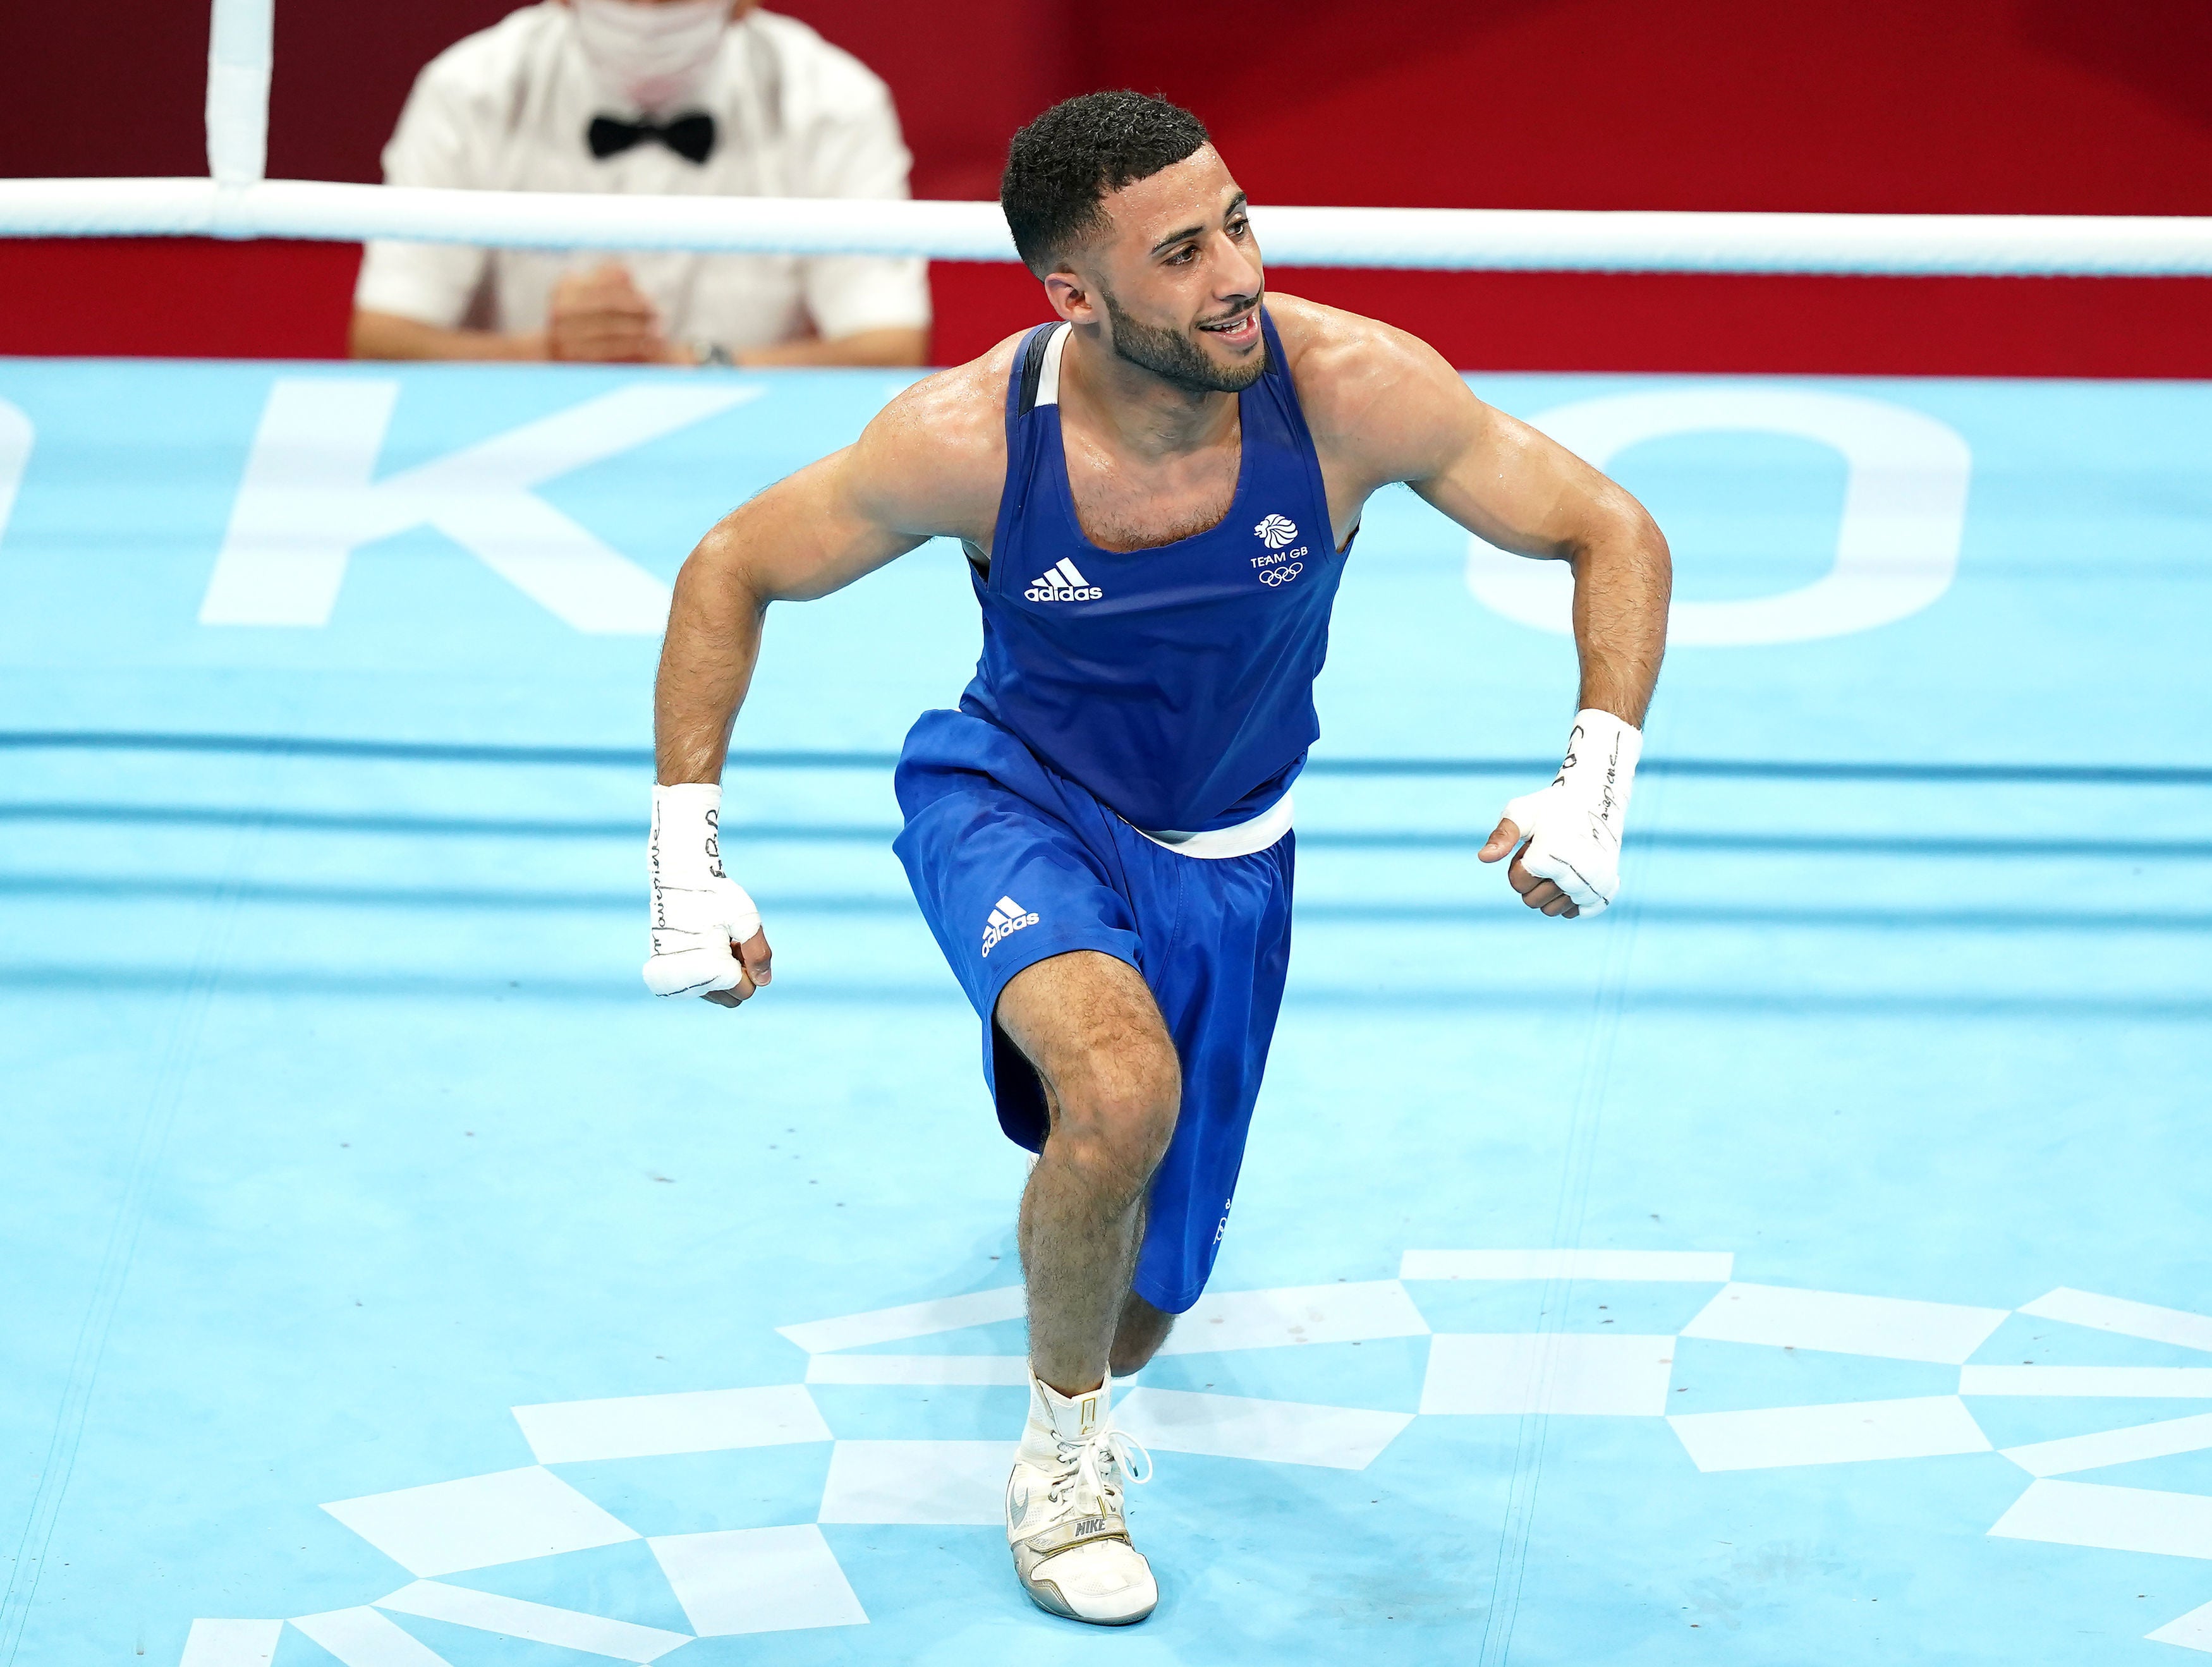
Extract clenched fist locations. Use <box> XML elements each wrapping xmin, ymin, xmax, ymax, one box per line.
<box><xmin>644</xmin><ymin>783</ymin><xmax>774</xmax><ymax>1005</ymax></box>
<box><xmin>1478</xmin><ymin>709</ymin><xmax>1641</xmax><ymax>918</ymax></box>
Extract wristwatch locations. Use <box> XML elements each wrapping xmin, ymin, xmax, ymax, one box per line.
<box><xmin>690</xmin><ymin>340</ymin><xmax>735</xmax><ymax>368</ymax></box>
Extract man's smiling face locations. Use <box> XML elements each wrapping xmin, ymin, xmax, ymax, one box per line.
<box><xmin>1073</xmin><ymin>145</ymin><xmax>1267</xmax><ymax>394</ymax></box>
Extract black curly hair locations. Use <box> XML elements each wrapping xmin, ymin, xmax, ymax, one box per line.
<box><xmin>999</xmin><ymin>91</ymin><xmax>1212</xmax><ymax>277</ymax></box>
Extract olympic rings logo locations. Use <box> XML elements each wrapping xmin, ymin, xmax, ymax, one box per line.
<box><xmin>1258</xmin><ymin>562</ymin><xmax>1304</xmax><ymax>587</ymax></box>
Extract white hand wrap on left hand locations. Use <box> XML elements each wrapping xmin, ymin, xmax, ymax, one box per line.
<box><xmin>643</xmin><ymin>784</ymin><xmax>762</xmax><ymax>998</ymax></box>
<box><xmin>1500</xmin><ymin>709</ymin><xmax>1643</xmax><ymax>915</ymax></box>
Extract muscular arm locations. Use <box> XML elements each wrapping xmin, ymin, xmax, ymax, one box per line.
<box><xmin>1413</xmin><ymin>392</ymin><xmax>1670</xmax><ymax>725</ymax></box>
<box><xmin>1279</xmin><ymin>295</ymin><xmax>1669</xmax><ymax>918</ymax></box>
<box><xmin>1282</xmin><ymin>296</ymin><xmax>1671</xmax><ymax>724</ymax></box>
<box><xmin>653</xmin><ymin>351</ymin><xmax>1007</xmax><ymax>784</ymax></box>
<box><xmin>653</xmin><ymin>448</ymin><xmax>920</xmax><ymax>782</ymax></box>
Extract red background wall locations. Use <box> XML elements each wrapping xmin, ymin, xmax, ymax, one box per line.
<box><xmin>4</xmin><ymin>0</ymin><xmax>2209</xmax><ymax>373</ymax></box>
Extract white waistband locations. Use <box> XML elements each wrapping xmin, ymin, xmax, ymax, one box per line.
<box><xmin>1134</xmin><ymin>792</ymin><xmax>1294</xmax><ymax>859</ymax></box>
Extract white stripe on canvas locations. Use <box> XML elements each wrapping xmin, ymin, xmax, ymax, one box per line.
<box><xmin>289</xmin><ymin>1608</ymin><xmax>453</xmax><ymax>1667</ymax></box>
<box><xmin>1401</xmin><ymin>1249</ymin><xmax>1735</xmax><ymax>1282</ymax></box>
<box><xmin>1420</xmin><ymin>1333</ymin><xmax>1677</xmax><ymax>1416</ymax></box>
<box><xmin>1990</xmin><ymin>1478</ymin><xmax>2212</xmax><ymax>1561</ymax></box>
<box><xmin>375</xmin><ymin>1582</ymin><xmax>692</xmax><ymax>1661</ymax></box>
<box><xmin>2019</xmin><ymin>1287</ymin><xmax>2212</xmax><ymax>1355</ymax></box>
<box><xmin>817</xmin><ymin>1441</ymin><xmax>1015</xmax><ymax>1525</ymax></box>
<box><xmin>650</xmin><ymin>1525</ymin><xmax>869</xmax><ymax>1635</ymax></box>
<box><xmin>1114</xmin><ymin>1387</ymin><xmax>1413</xmax><ymax>1470</ymax></box>
<box><xmin>1961</xmin><ymin>1365</ymin><xmax>2212</xmax><ymax>1397</ymax></box>
<box><xmin>179</xmin><ymin>1620</ymin><xmax>284</xmax><ymax>1667</ymax></box>
<box><xmin>511</xmin><ymin>1384</ymin><xmax>829</xmax><ymax>1464</ymax></box>
<box><xmin>805</xmin><ymin>1354</ymin><xmax>1030</xmax><ymax>1386</ymax></box>
<box><xmin>1680</xmin><ymin>1282</ymin><xmax>2008</xmax><ymax>1363</ymax></box>
<box><xmin>2002</xmin><ymin>1411</ymin><xmax>2212</xmax><ymax>1478</ymax></box>
<box><xmin>775</xmin><ymin>1285</ymin><xmax>1026</xmax><ymax>1354</ymax></box>
<box><xmin>1154</xmin><ymin>1280</ymin><xmax>1430</xmax><ymax>1354</ymax></box>
<box><xmin>1668</xmin><ymin>1395</ymin><xmax>1990</xmax><ymax>1472</ymax></box>
<box><xmin>320</xmin><ymin>1467</ymin><xmax>638</xmax><ymax>1578</ymax></box>
<box><xmin>2149</xmin><ymin>1598</ymin><xmax>2212</xmax><ymax>1652</ymax></box>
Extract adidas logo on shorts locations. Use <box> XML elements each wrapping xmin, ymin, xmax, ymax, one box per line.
<box><xmin>1024</xmin><ymin>559</ymin><xmax>1102</xmax><ymax>602</ymax></box>
<box><xmin>981</xmin><ymin>894</ymin><xmax>1040</xmax><ymax>957</ymax></box>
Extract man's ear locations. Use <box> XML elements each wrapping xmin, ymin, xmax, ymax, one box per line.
<box><xmin>1042</xmin><ymin>269</ymin><xmax>1097</xmax><ymax>327</ymax></box>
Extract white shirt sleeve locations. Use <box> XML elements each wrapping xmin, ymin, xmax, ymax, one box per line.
<box><xmin>788</xmin><ymin>71</ymin><xmax>932</xmax><ymax>341</ymax></box>
<box><xmin>353</xmin><ymin>52</ymin><xmax>494</xmax><ymax>329</ymax></box>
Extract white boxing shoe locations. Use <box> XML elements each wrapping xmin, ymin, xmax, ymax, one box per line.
<box><xmin>1006</xmin><ymin>1373</ymin><xmax>1156</xmax><ymax>1625</ymax></box>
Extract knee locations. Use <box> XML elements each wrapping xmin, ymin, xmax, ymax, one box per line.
<box><xmin>1047</xmin><ymin>1046</ymin><xmax>1179</xmax><ymax>1197</ymax></box>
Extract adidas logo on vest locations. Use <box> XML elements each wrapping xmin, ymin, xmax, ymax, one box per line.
<box><xmin>981</xmin><ymin>895</ymin><xmax>1040</xmax><ymax>957</ymax></box>
<box><xmin>1024</xmin><ymin>558</ymin><xmax>1102</xmax><ymax>602</ymax></box>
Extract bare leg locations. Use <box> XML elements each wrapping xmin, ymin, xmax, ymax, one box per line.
<box><xmin>1109</xmin><ymin>1290</ymin><xmax>1176</xmax><ymax>1378</ymax></box>
<box><xmin>999</xmin><ymin>951</ymin><xmax>1179</xmax><ymax>1397</ymax></box>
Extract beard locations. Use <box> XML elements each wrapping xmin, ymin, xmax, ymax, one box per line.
<box><xmin>1100</xmin><ymin>286</ymin><xmax>1268</xmax><ymax>395</ymax></box>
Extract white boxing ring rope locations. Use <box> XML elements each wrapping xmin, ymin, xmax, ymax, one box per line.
<box><xmin>5</xmin><ymin>0</ymin><xmax>2212</xmax><ymax>278</ymax></box>
<box><xmin>9</xmin><ymin>177</ymin><xmax>2212</xmax><ymax>277</ymax></box>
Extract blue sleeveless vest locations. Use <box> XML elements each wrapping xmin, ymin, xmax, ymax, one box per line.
<box><xmin>959</xmin><ymin>310</ymin><xmax>1349</xmax><ymax>833</ymax></box>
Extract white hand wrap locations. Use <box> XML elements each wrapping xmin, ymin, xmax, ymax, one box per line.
<box><xmin>643</xmin><ymin>784</ymin><xmax>762</xmax><ymax>998</ymax></box>
<box><xmin>1500</xmin><ymin>709</ymin><xmax>1642</xmax><ymax>916</ymax></box>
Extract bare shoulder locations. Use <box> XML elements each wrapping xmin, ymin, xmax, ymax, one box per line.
<box><xmin>845</xmin><ymin>332</ymin><xmax>1024</xmax><ymax>543</ymax></box>
<box><xmin>1265</xmin><ymin>293</ymin><xmax>1484</xmax><ymax>485</ymax></box>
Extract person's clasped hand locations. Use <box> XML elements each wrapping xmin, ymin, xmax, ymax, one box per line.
<box><xmin>547</xmin><ymin>260</ymin><xmax>690</xmax><ymax>363</ymax></box>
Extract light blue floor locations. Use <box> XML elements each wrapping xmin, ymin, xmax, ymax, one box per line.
<box><xmin>2</xmin><ymin>356</ymin><xmax>2209</xmax><ymax>1666</ymax></box>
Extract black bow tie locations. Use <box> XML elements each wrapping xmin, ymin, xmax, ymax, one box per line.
<box><xmin>588</xmin><ymin>112</ymin><xmax>716</xmax><ymax>164</ymax></box>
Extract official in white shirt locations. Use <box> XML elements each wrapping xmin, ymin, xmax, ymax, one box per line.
<box><xmin>351</xmin><ymin>0</ymin><xmax>930</xmax><ymax>367</ymax></box>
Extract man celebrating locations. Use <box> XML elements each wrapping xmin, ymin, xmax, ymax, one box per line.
<box><xmin>647</xmin><ymin>93</ymin><xmax>1670</xmax><ymax>1625</ymax></box>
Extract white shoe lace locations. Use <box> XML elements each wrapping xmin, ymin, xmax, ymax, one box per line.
<box><xmin>1042</xmin><ymin>1426</ymin><xmax>1153</xmax><ymax>1517</ymax></box>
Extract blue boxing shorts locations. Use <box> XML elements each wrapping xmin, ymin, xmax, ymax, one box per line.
<box><xmin>892</xmin><ymin>708</ymin><xmax>1294</xmax><ymax>1314</ymax></box>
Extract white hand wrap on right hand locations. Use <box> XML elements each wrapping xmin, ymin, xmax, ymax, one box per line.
<box><xmin>643</xmin><ymin>783</ymin><xmax>762</xmax><ymax>998</ymax></box>
<box><xmin>1500</xmin><ymin>709</ymin><xmax>1642</xmax><ymax>915</ymax></box>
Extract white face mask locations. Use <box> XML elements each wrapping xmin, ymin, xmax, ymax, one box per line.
<box><xmin>571</xmin><ymin>0</ymin><xmax>732</xmax><ymax>112</ymax></box>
